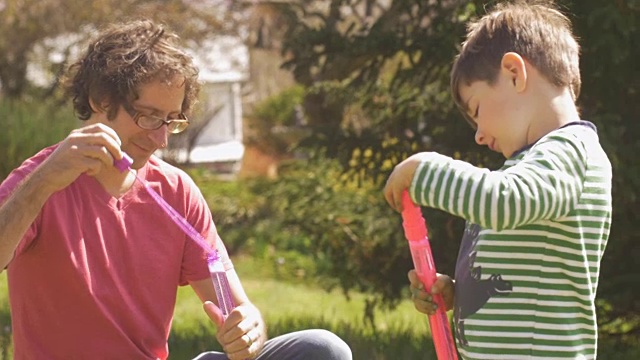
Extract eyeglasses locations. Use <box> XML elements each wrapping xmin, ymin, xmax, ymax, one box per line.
<box><xmin>122</xmin><ymin>103</ymin><xmax>190</xmax><ymax>134</ymax></box>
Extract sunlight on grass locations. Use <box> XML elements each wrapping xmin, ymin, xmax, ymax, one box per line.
<box><xmin>174</xmin><ymin>272</ymin><xmax>432</xmax><ymax>336</ymax></box>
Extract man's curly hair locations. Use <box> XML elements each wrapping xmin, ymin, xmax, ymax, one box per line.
<box><xmin>63</xmin><ymin>19</ymin><xmax>200</xmax><ymax>121</ymax></box>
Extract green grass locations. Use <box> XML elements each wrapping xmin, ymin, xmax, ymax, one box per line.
<box><xmin>0</xmin><ymin>270</ymin><xmax>11</xmax><ymax>360</ymax></box>
<box><xmin>0</xmin><ymin>255</ymin><xmax>436</xmax><ymax>360</ymax></box>
<box><xmin>1</xmin><ymin>256</ymin><xmax>638</xmax><ymax>359</ymax></box>
<box><xmin>169</xmin><ymin>254</ymin><xmax>434</xmax><ymax>359</ymax></box>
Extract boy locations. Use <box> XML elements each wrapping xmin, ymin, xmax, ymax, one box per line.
<box><xmin>0</xmin><ymin>20</ymin><xmax>351</xmax><ymax>360</ymax></box>
<box><xmin>383</xmin><ymin>1</ymin><xmax>612</xmax><ymax>359</ymax></box>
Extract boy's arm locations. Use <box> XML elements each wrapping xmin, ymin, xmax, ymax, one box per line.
<box><xmin>410</xmin><ymin>132</ymin><xmax>588</xmax><ymax>231</ymax></box>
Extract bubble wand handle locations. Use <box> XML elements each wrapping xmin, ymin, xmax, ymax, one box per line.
<box><xmin>401</xmin><ymin>191</ymin><xmax>458</xmax><ymax>360</ymax></box>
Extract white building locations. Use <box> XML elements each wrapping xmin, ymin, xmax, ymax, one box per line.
<box><xmin>170</xmin><ymin>36</ymin><xmax>249</xmax><ymax>171</ymax></box>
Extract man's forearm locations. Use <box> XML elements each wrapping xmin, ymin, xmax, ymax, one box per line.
<box><xmin>0</xmin><ymin>169</ymin><xmax>54</xmax><ymax>270</ymax></box>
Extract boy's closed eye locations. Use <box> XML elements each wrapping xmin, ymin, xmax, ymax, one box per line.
<box><xmin>467</xmin><ymin>104</ymin><xmax>479</xmax><ymax>121</ymax></box>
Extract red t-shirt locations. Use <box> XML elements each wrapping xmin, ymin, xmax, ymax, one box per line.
<box><xmin>0</xmin><ymin>145</ymin><xmax>231</xmax><ymax>359</ymax></box>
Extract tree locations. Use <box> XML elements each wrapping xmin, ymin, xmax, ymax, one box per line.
<box><xmin>567</xmin><ymin>0</ymin><xmax>640</xmax><ymax>341</ymax></box>
<box><xmin>0</xmin><ymin>0</ymin><xmax>238</xmax><ymax>99</ymax></box>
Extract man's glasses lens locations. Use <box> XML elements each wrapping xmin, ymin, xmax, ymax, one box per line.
<box><xmin>167</xmin><ymin>120</ymin><xmax>189</xmax><ymax>133</ymax></box>
<box><xmin>134</xmin><ymin>113</ymin><xmax>190</xmax><ymax>134</ymax></box>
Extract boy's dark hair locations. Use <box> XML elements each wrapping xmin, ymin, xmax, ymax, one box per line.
<box><xmin>451</xmin><ymin>1</ymin><xmax>580</xmax><ymax>123</ymax></box>
<box><xmin>63</xmin><ymin>19</ymin><xmax>200</xmax><ymax>121</ymax></box>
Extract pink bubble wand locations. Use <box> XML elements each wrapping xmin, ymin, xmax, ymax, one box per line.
<box><xmin>401</xmin><ymin>191</ymin><xmax>458</xmax><ymax>360</ymax></box>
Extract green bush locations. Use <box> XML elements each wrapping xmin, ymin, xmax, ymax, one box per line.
<box><xmin>192</xmin><ymin>157</ymin><xmax>418</xmax><ymax>312</ymax></box>
<box><xmin>244</xmin><ymin>85</ymin><xmax>307</xmax><ymax>156</ymax></box>
<box><xmin>0</xmin><ymin>99</ymin><xmax>77</xmax><ymax>180</ymax></box>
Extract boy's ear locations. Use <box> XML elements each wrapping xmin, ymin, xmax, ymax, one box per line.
<box><xmin>501</xmin><ymin>52</ymin><xmax>527</xmax><ymax>93</ymax></box>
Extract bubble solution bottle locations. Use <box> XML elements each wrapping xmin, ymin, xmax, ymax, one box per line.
<box><xmin>208</xmin><ymin>250</ymin><xmax>236</xmax><ymax>319</ymax></box>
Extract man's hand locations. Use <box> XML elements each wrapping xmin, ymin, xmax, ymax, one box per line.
<box><xmin>204</xmin><ymin>301</ymin><xmax>267</xmax><ymax>360</ymax></box>
<box><xmin>408</xmin><ymin>270</ymin><xmax>455</xmax><ymax>314</ymax></box>
<box><xmin>36</xmin><ymin>123</ymin><xmax>123</xmax><ymax>194</ymax></box>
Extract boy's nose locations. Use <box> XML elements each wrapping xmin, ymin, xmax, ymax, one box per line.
<box><xmin>475</xmin><ymin>129</ymin><xmax>487</xmax><ymax>146</ymax></box>
<box><xmin>148</xmin><ymin>125</ymin><xmax>169</xmax><ymax>149</ymax></box>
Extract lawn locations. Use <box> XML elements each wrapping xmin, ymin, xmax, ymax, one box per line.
<box><xmin>0</xmin><ymin>255</ymin><xmax>435</xmax><ymax>360</ymax></box>
<box><xmin>0</xmin><ymin>255</ymin><xmax>637</xmax><ymax>359</ymax></box>
<box><xmin>169</xmin><ymin>254</ymin><xmax>434</xmax><ymax>359</ymax></box>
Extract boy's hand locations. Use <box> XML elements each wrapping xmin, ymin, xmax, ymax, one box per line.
<box><xmin>408</xmin><ymin>270</ymin><xmax>455</xmax><ymax>314</ymax></box>
<box><xmin>384</xmin><ymin>153</ymin><xmax>430</xmax><ymax>212</ymax></box>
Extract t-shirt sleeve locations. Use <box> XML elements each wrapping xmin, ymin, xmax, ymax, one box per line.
<box><xmin>409</xmin><ymin>130</ymin><xmax>587</xmax><ymax>231</ymax></box>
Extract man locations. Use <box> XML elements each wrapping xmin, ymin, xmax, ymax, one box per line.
<box><xmin>0</xmin><ymin>19</ymin><xmax>351</xmax><ymax>360</ymax></box>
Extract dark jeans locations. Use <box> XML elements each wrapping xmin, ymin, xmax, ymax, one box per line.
<box><xmin>192</xmin><ymin>329</ymin><xmax>352</xmax><ymax>360</ymax></box>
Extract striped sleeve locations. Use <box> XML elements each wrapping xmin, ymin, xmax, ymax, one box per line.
<box><xmin>409</xmin><ymin>132</ymin><xmax>587</xmax><ymax>231</ymax></box>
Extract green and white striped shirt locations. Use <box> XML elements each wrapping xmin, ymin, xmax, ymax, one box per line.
<box><xmin>409</xmin><ymin>122</ymin><xmax>612</xmax><ymax>359</ymax></box>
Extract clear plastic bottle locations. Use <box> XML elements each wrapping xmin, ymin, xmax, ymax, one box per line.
<box><xmin>208</xmin><ymin>250</ymin><xmax>236</xmax><ymax>319</ymax></box>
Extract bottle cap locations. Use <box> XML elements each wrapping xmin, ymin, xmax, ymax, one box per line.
<box><xmin>113</xmin><ymin>153</ymin><xmax>133</xmax><ymax>172</ymax></box>
<box><xmin>207</xmin><ymin>250</ymin><xmax>220</xmax><ymax>264</ymax></box>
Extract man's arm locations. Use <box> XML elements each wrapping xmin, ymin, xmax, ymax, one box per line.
<box><xmin>0</xmin><ymin>123</ymin><xmax>124</xmax><ymax>270</ymax></box>
<box><xmin>0</xmin><ymin>169</ymin><xmax>55</xmax><ymax>270</ymax></box>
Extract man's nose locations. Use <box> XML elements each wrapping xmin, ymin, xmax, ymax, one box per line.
<box><xmin>148</xmin><ymin>125</ymin><xmax>169</xmax><ymax>148</ymax></box>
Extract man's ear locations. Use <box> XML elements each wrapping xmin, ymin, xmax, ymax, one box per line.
<box><xmin>88</xmin><ymin>97</ymin><xmax>103</xmax><ymax>114</ymax></box>
<box><xmin>88</xmin><ymin>96</ymin><xmax>112</xmax><ymax>115</ymax></box>
<box><xmin>501</xmin><ymin>52</ymin><xmax>527</xmax><ymax>93</ymax></box>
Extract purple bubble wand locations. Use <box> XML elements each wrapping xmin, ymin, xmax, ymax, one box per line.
<box><xmin>114</xmin><ymin>154</ymin><xmax>235</xmax><ymax>317</ymax></box>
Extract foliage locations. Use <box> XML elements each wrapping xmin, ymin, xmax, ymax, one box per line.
<box><xmin>567</xmin><ymin>0</ymin><xmax>640</xmax><ymax>343</ymax></box>
<box><xmin>243</xmin><ymin>85</ymin><xmax>307</xmax><ymax>156</ymax></box>
<box><xmin>192</xmin><ymin>158</ymin><xmax>461</xmax><ymax>319</ymax></box>
<box><xmin>278</xmin><ymin>1</ymin><xmax>499</xmax><ymax>182</ymax></box>
<box><xmin>273</xmin><ymin>0</ymin><xmax>639</xmax><ymax>340</ymax></box>
<box><xmin>252</xmin><ymin>85</ymin><xmax>306</xmax><ymax>127</ymax></box>
<box><xmin>0</xmin><ymin>99</ymin><xmax>77</xmax><ymax>181</ymax></box>
<box><xmin>0</xmin><ymin>272</ymin><xmax>10</xmax><ymax>360</ymax></box>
